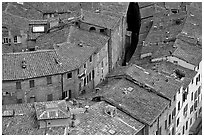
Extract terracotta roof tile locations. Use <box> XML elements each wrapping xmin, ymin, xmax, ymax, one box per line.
<box><xmin>34</xmin><ymin>100</ymin><xmax>70</xmax><ymax>120</ymax></box>
<box><xmin>81</xmin><ymin>10</ymin><xmax>121</xmax><ymax>29</ymax></box>
<box><xmin>36</xmin><ymin>26</ymin><xmax>71</xmax><ymax>50</ymax></box>
<box><xmin>5</xmin><ymin>2</ymin><xmax>43</xmax><ymax>20</ymax></box>
<box><xmin>103</xmin><ymin>79</ymin><xmax>169</xmax><ymax>125</ymax></box>
<box><xmin>68</xmin><ymin>26</ymin><xmax>110</xmax><ymax>51</ymax></box>
<box><xmin>108</xmin><ymin>64</ymin><xmax>183</xmax><ymax>100</ymax></box>
<box><xmin>25</xmin><ymin>2</ymin><xmax>80</xmax><ymax>13</ymax></box>
<box><xmin>172</xmin><ymin>39</ymin><xmax>202</xmax><ymax>65</ymax></box>
<box><xmin>69</xmin><ymin>101</ymin><xmax>145</xmax><ymax>135</ymax></box>
<box><xmin>2</xmin><ymin>50</ymin><xmax>62</xmax><ymax>80</ymax></box>
<box><xmin>2</xmin><ymin>12</ymin><xmax>29</xmax><ymax>33</ymax></box>
<box><xmin>54</xmin><ymin>42</ymin><xmax>97</xmax><ymax>72</ymax></box>
<box><xmin>141</xmin><ymin>10</ymin><xmax>187</xmax><ymax>58</ymax></box>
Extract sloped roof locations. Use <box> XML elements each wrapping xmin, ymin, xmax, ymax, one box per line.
<box><xmin>54</xmin><ymin>42</ymin><xmax>97</xmax><ymax>72</ymax></box>
<box><xmin>69</xmin><ymin>101</ymin><xmax>145</xmax><ymax>135</ymax></box>
<box><xmin>2</xmin><ymin>50</ymin><xmax>62</xmax><ymax>81</ymax></box>
<box><xmin>34</xmin><ymin>100</ymin><xmax>70</xmax><ymax>120</ymax></box>
<box><xmin>4</xmin><ymin>2</ymin><xmax>43</xmax><ymax>20</ymax></box>
<box><xmin>36</xmin><ymin>25</ymin><xmax>71</xmax><ymax>50</ymax></box>
<box><xmin>177</xmin><ymin>4</ymin><xmax>202</xmax><ymax>45</ymax></box>
<box><xmin>108</xmin><ymin>64</ymin><xmax>183</xmax><ymax>100</ymax></box>
<box><xmin>2</xmin><ymin>12</ymin><xmax>29</xmax><ymax>33</ymax></box>
<box><xmin>172</xmin><ymin>39</ymin><xmax>202</xmax><ymax>65</ymax></box>
<box><xmin>139</xmin><ymin>61</ymin><xmax>197</xmax><ymax>90</ymax></box>
<box><xmin>81</xmin><ymin>10</ymin><xmax>121</xmax><ymax>29</ymax></box>
<box><xmin>103</xmin><ymin>79</ymin><xmax>169</xmax><ymax>126</ymax></box>
<box><xmin>25</xmin><ymin>2</ymin><xmax>80</xmax><ymax>13</ymax></box>
<box><xmin>67</xmin><ymin>26</ymin><xmax>110</xmax><ymax>51</ymax></box>
<box><xmin>141</xmin><ymin>10</ymin><xmax>187</xmax><ymax>58</ymax></box>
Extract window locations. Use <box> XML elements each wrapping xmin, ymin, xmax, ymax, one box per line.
<box><xmin>84</xmin><ymin>78</ymin><xmax>86</xmax><ymax>86</ymax></box>
<box><xmin>89</xmin><ymin>72</ymin><xmax>92</xmax><ymax>81</ymax></box>
<box><xmin>164</xmin><ymin>120</ymin><xmax>167</xmax><ymax>129</ymax></box>
<box><xmin>198</xmin><ymin>74</ymin><xmax>200</xmax><ymax>82</ymax></box>
<box><xmin>173</xmin><ymin>60</ymin><xmax>178</xmax><ymax>64</ymax></box>
<box><xmin>199</xmin><ymin>107</ymin><xmax>202</xmax><ymax>114</ymax></box>
<box><xmin>191</xmin><ymin>92</ymin><xmax>193</xmax><ymax>101</ymax></box>
<box><xmin>183</xmin><ymin>104</ymin><xmax>188</xmax><ymax>117</ymax></box>
<box><xmin>186</xmin><ymin>121</ymin><xmax>188</xmax><ymax>130</ymax></box>
<box><xmin>197</xmin><ymin>64</ymin><xmax>199</xmax><ymax>70</ymax></box>
<box><xmin>100</xmin><ymin>29</ymin><xmax>105</xmax><ymax>33</ymax></box>
<box><xmin>177</xmin><ymin>118</ymin><xmax>179</xmax><ymax>127</ymax></box>
<box><xmin>198</xmin><ymin>86</ymin><xmax>201</xmax><ymax>95</ymax></box>
<box><xmin>47</xmin><ymin>94</ymin><xmax>53</xmax><ymax>101</ymax></box>
<box><xmin>67</xmin><ymin>72</ymin><xmax>72</xmax><ymax>79</ymax></box>
<box><xmin>169</xmin><ymin>114</ymin><xmax>171</xmax><ymax>126</ymax></box>
<box><xmin>178</xmin><ymin>101</ymin><xmax>180</xmax><ymax>111</ymax></box>
<box><xmin>182</xmin><ymin>126</ymin><xmax>185</xmax><ymax>134</ymax></box>
<box><xmin>172</xmin><ymin>108</ymin><xmax>176</xmax><ymax>119</ymax></box>
<box><xmin>84</xmin><ymin>63</ymin><xmax>86</xmax><ymax>68</ymax></box>
<box><xmin>86</xmin><ymin>75</ymin><xmax>89</xmax><ymax>83</ymax></box>
<box><xmin>190</xmin><ymin>105</ymin><xmax>193</xmax><ymax>114</ymax></box>
<box><xmin>14</xmin><ymin>36</ymin><xmax>17</xmax><ymax>43</ymax></box>
<box><xmin>196</xmin><ymin>77</ymin><xmax>199</xmax><ymax>85</ymax></box>
<box><xmin>29</xmin><ymin>80</ymin><xmax>35</xmax><ymax>88</ymax></box>
<box><xmin>89</xmin><ymin>56</ymin><xmax>92</xmax><ymax>62</ymax></box>
<box><xmin>194</xmin><ymin>100</ymin><xmax>198</xmax><ymax>110</ymax></box>
<box><xmin>190</xmin><ymin>118</ymin><xmax>192</xmax><ymax>125</ymax></box>
<box><xmin>173</xmin><ymin>95</ymin><xmax>176</xmax><ymax>101</ymax></box>
<box><xmin>89</xmin><ymin>27</ymin><xmax>96</xmax><ymax>31</ymax></box>
<box><xmin>17</xmin><ymin>99</ymin><xmax>22</xmax><ymax>103</ymax></box>
<box><xmin>191</xmin><ymin>79</ymin><xmax>193</xmax><ymax>84</ymax></box>
<box><xmin>32</xmin><ymin>26</ymin><xmax>45</xmax><ymax>33</ymax></box>
<box><xmin>77</xmin><ymin>69</ymin><xmax>79</xmax><ymax>74</ymax></box>
<box><xmin>172</xmin><ymin>127</ymin><xmax>175</xmax><ymax>135</ymax></box>
<box><xmin>47</xmin><ymin>76</ymin><xmax>52</xmax><ymax>85</ymax></box>
<box><xmin>92</xmin><ymin>70</ymin><xmax>95</xmax><ymax>79</ymax></box>
<box><xmin>79</xmin><ymin>83</ymin><xmax>81</xmax><ymax>91</ymax></box>
<box><xmin>101</xmin><ymin>61</ymin><xmax>104</xmax><ymax>67</ymax></box>
<box><xmin>182</xmin><ymin>92</ymin><xmax>187</xmax><ymax>102</ymax></box>
<box><xmin>3</xmin><ymin>37</ymin><xmax>9</xmax><ymax>44</ymax></box>
<box><xmin>194</xmin><ymin>91</ymin><xmax>198</xmax><ymax>101</ymax></box>
<box><xmin>16</xmin><ymin>81</ymin><xmax>21</xmax><ymax>89</ymax></box>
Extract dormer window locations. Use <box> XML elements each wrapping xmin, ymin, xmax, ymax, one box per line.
<box><xmin>89</xmin><ymin>27</ymin><xmax>96</xmax><ymax>32</ymax></box>
<box><xmin>32</xmin><ymin>26</ymin><xmax>45</xmax><ymax>33</ymax></box>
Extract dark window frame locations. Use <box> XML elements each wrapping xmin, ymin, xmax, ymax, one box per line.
<box><xmin>47</xmin><ymin>76</ymin><xmax>52</xmax><ymax>85</ymax></box>
<box><xmin>29</xmin><ymin>80</ymin><xmax>35</xmax><ymax>88</ymax></box>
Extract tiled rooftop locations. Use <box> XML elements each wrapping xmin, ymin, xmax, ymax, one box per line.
<box><xmin>34</xmin><ymin>100</ymin><xmax>70</xmax><ymax>120</ymax></box>
<box><xmin>25</xmin><ymin>2</ymin><xmax>80</xmax><ymax>13</ymax></box>
<box><xmin>81</xmin><ymin>10</ymin><xmax>121</xmax><ymax>29</ymax></box>
<box><xmin>2</xmin><ymin>99</ymin><xmax>145</xmax><ymax>135</ymax></box>
<box><xmin>3</xmin><ymin>2</ymin><xmax>43</xmax><ymax>20</ymax></box>
<box><xmin>68</xmin><ymin>101</ymin><xmax>145</xmax><ymax>135</ymax></box>
<box><xmin>108</xmin><ymin>64</ymin><xmax>183</xmax><ymax>100</ymax></box>
<box><xmin>68</xmin><ymin>26</ymin><xmax>110</xmax><ymax>51</ymax></box>
<box><xmin>103</xmin><ymin>79</ymin><xmax>169</xmax><ymax>125</ymax></box>
<box><xmin>177</xmin><ymin>4</ymin><xmax>202</xmax><ymax>45</ymax></box>
<box><xmin>54</xmin><ymin>42</ymin><xmax>97</xmax><ymax>72</ymax></box>
<box><xmin>2</xmin><ymin>102</ymin><xmax>67</xmax><ymax>135</ymax></box>
<box><xmin>172</xmin><ymin>39</ymin><xmax>202</xmax><ymax>66</ymax></box>
<box><xmin>139</xmin><ymin>61</ymin><xmax>197</xmax><ymax>90</ymax></box>
<box><xmin>141</xmin><ymin>10</ymin><xmax>187</xmax><ymax>58</ymax></box>
<box><xmin>2</xmin><ymin>50</ymin><xmax>62</xmax><ymax>81</ymax></box>
<box><xmin>2</xmin><ymin>103</ymin><xmax>45</xmax><ymax>135</ymax></box>
<box><xmin>2</xmin><ymin>11</ymin><xmax>29</xmax><ymax>33</ymax></box>
<box><xmin>36</xmin><ymin>25</ymin><xmax>71</xmax><ymax>50</ymax></box>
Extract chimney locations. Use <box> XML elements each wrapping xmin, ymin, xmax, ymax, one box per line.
<box><xmin>84</xmin><ymin>105</ymin><xmax>89</xmax><ymax>113</ymax></box>
<box><xmin>104</xmin><ymin>105</ymin><xmax>117</xmax><ymax>117</ymax></box>
<box><xmin>21</xmin><ymin>60</ymin><xmax>27</xmax><ymax>69</ymax></box>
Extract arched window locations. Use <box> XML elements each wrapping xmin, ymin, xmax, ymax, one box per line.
<box><xmin>89</xmin><ymin>27</ymin><xmax>96</xmax><ymax>31</ymax></box>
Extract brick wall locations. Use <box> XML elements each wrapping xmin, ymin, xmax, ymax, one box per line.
<box><xmin>2</xmin><ymin>74</ymin><xmax>62</xmax><ymax>105</ymax></box>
